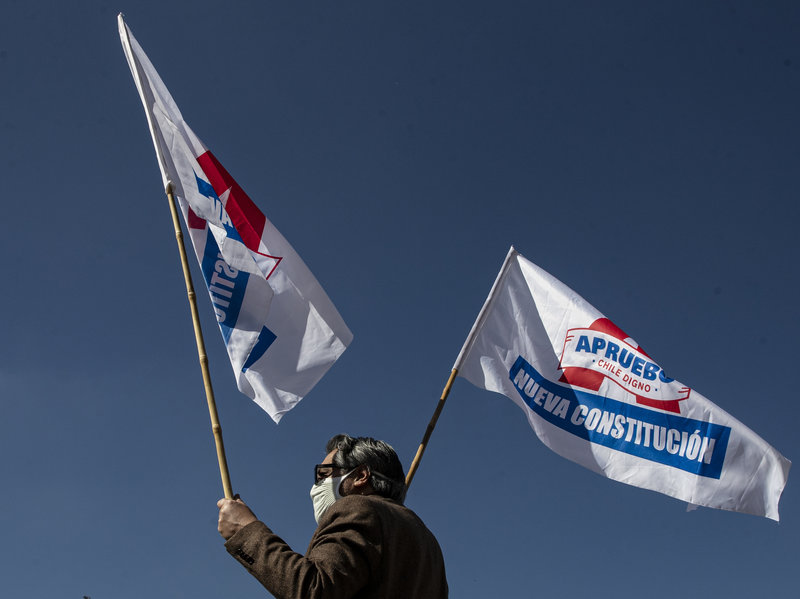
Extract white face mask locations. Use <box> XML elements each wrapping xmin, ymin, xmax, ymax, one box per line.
<box><xmin>310</xmin><ymin>470</ymin><xmax>353</xmax><ymax>524</ymax></box>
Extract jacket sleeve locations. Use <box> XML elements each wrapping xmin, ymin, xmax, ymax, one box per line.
<box><xmin>224</xmin><ymin>496</ymin><xmax>381</xmax><ymax>599</ymax></box>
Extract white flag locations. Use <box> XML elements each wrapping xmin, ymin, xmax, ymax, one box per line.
<box><xmin>119</xmin><ymin>15</ymin><xmax>353</xmax><ymax>422</ymax></box>
<box><xmin>456</xmin><ymin>247</ymin><xmax>790</xmax><ymax>520</ymax></box>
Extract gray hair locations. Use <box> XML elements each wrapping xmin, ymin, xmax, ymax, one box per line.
<box><xmin>327</xmin><ymin>434</ymin><xmax>407</xmax><ymax>504</ymax></box>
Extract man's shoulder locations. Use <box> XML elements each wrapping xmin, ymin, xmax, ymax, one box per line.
<box><xmin>328</xmin><ymin>494</ymin><xmax>435</xmax><ymax>534</ymax></box>
<box><xmin>328</xmin><ymin>493</ymin><xmax>397</xmax><ymax>516</ymax></box>
<box><xmin>323</xmin><ymin>494</ymin><xmax>415</xmax><ymax>524</ymax></box>
<box><xmin>338</xmin><ymin>494</ymin><xmax>394</xmax><ymax>507</ymax></box>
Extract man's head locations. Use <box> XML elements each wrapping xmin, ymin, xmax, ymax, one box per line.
<box><xmin>324</xmin><ymin>434</ymin><xmax>407</xmax><ymax>504</ymax></box>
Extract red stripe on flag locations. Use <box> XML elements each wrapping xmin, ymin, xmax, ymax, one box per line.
<box><xmin>196</xmin><ymin>151</ymin><xmax>267</xmax><ymax>252</ymax></box>
<box><xmin>186</xmin><ymin>206</ymin><xmax>206</xmax><ymax>229</ymax></box>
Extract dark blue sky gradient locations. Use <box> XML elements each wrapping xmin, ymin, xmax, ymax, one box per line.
<box><xmin>2</xmin><ymin>2</ymin><xmax>797</xmax><ymax>597</ymax></box>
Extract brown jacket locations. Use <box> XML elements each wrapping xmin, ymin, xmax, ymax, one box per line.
<box><xmin>225</xmin><ymin>494</ymin><xmax>448</xmax><ymax>599</ymax></box>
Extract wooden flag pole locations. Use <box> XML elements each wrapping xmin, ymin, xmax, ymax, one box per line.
<box><xmin>405</xmin><ymin>368</ymin><xmax>459</xmax><ymax>489</ymax></box>
<box><xmin>166</xmin><ymin>182</ymin><xmax>234</xmax><ymax>499</ymax></box>
<box><xmin>405</xmin><ymin>249</ymin><xmax>518</xmax><ymax>490</ymax></box>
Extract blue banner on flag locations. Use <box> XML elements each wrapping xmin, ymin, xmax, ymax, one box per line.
<box><xmin>509</xmin><ymin>356</ymin><xmax>730</xmax><ymax>479</ymax></box>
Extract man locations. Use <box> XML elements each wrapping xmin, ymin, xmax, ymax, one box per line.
<box><xmin>218</xmin><ymin>434</ymin><xmax>449</xmax><ymax>598</ymax></box>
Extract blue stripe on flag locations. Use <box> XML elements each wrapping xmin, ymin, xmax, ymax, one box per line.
<box><xmin>509</xmin><ymin>356</ymin><xmax>730</xmax><ymax>479</ymax></box>
<box><xmin>242</xmin><ymin>326</ymin><xmax>278</xmax><ymax>372</ymax></box>
<box><xmin>194</xmin><ymin>173</ymin><xmax>241</xmax><ymax>241</ymax></box>
<box><xmin>200</xmin><ymin>230</ymin><xmax>247</xmax><ymax>343</ymax></box>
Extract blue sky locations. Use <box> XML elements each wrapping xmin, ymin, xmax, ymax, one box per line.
<box><xmin>2</xmin><ymin>2</ymin><xmax>798</xmax><ymax>597</ymax></box>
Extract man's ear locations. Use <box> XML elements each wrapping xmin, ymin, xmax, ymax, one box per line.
<box><xmin>351</xmin><ymin>466</ymin><xmax>371</xmax><ymax>489</ymax></box>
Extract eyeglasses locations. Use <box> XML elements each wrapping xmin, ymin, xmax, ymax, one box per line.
<box><xmin>314</xmin><ymin>463</ymin><xmax>349</xmax><ymax>484</ymax></box>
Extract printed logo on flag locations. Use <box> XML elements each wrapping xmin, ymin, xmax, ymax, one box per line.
<box><xmin>511</xmin><ymin>356</ymin><xmax>730</xmax><ymax>479</ymax></box>
<box><xmin>195</xmin><ymin>172</ymin><xmax>278</xmax><ymax>358</ymax></box>
<box><xmin>200</xmin><ymin>232</ymin><xmax>247</xmax><ymax>341</ymax></box>
<box><xmin>558</xmin><ymin>318</ymin><xmax>690</xmax><ymax>414</ymax></box>
<box><xmin>197</xmin><ymin>151</ymin><xmax>283</xmax><ymax>281</ymax></box>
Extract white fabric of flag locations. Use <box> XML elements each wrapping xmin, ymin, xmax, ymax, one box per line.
<box><xmin>119</xmin><ymin>15</ymin><xmax>353</xmax><ymax>423</ymax></box>
<box><xmin>456</xmin><ymin>247</ymin><xmax>790</xmax><ymax>520</ymax></box>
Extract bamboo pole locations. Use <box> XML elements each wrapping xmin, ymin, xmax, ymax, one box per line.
<box><xmin>405</xmin><ymin>368</ymin><xmax>459</xmax><ymax>489</ymax></box>
<box><xmin>166</xmin><ymin>182</ymin><xmax>234</xmax><ymax>499</ymax></box>
<box><xmin>405</xmin><ymin>248</ymin><xmax>518</xmax><ymax>490</ymax></box>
